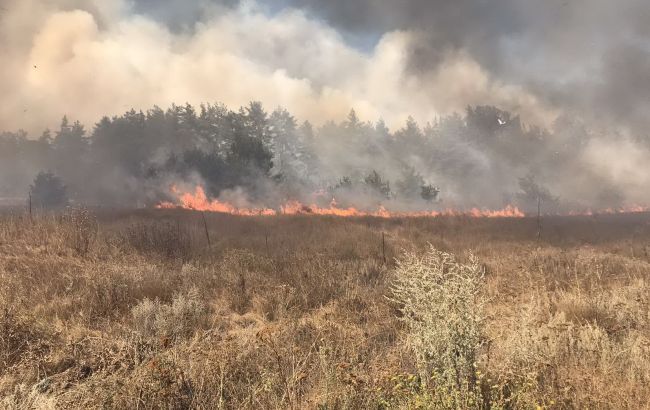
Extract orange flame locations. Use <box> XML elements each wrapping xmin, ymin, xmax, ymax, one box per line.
<box><xmin>157</xmin><ymin>186</ymin><xmax>650</xmax><ymax>218</ymax></box>
<box><xmin>157</xmin><ymin>186</ymin><xmax>276</xmax><ymax>216</ymax></box>
<box><xmin>156</xmin><ymin>186</ymin><xmax>527</xmax><ymax>218</ymax></box>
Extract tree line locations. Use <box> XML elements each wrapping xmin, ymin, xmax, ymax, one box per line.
<box><xmin>0</xmin><ymin>101</ymin><xmax>614</xmax><ymax>212</ymax></box>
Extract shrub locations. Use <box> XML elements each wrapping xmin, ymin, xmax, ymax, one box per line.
<box><xmin>364</xmin><ymin>170</ymin><xmax>391</xmax><ymax>199</ymax></box>
<box><xmin>132</xmin><ymin>288</ymin><xmax>206</xmax><ymax>344</ymax></box>
<box><xmin>59</xmin><ymin>207</ymin><xmax>97</xmax><ymax>256</ymax></box>
<box><xmin>390</xmin><ymin>246</ymin><xmax>485</xmax><ymax>408</ymax></box>
<box><xmin>420</xmin><ymin>183</ymin><xmax>440</xmax><ymax>202</ymax></box>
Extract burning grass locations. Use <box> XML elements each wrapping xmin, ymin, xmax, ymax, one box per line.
<box><xmin>157</xmin><ymin>185</ymin><xmax>527</xmax><ymax>218</ymax></box>
<box><xmin>0</xmin><ymin>209</ymin><xmax>649</xmax><ymax>408</ymax></box>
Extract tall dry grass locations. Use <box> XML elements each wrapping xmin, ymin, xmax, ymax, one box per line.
<box><xmin>0</xmin><ymin>208</ymin><xmax>649</xmax><ymax>408</ymax></box>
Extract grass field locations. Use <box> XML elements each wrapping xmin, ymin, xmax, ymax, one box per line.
<box><xmin>1</xmin><ymin>209</ymin><xmax>649</xmax><ymax>409</ymax></box>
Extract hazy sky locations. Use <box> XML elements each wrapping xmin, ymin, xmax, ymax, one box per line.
<box><xmin>0</xmin><ymin>0</ymin><xmax>648</xmax><ymax>137</ymax></box>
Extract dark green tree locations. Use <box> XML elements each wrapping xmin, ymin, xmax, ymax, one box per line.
<box><xmin>30</xmin><ymin>171</ymin><xmax>68</xmax><ymax>208</ymax></box>
<box><xmin>364</xmin><ymin>170</ymin><xmax>391</xmax><ymax>199</ymax></box>
<box><xmin>396</xmin><ymin>166</ymin><xmax>425</xmax><ymax>199</ymax></box>
<box><xmin>420</xmin><ymin>184</ymin><xmax>440</xmax><ymax>202</ymax></box>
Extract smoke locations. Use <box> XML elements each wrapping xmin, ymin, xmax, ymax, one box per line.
<box><xmin>282</xmin><ymin>0</ymin><xmax>650</xmax><ymax>135</ymax></box>
<box><xmin>1</xmin><ymin>0</ymin><xmax>649</xmax><ymax>211</ymax></box>
<box><xmin>0</xmin><ymin>0</ymin><xmax>555</xmax><ymax>134</ymax></box>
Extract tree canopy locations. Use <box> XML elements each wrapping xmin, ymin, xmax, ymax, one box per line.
<box><xmin>0</xmin><ymin>101</ymin><xmax>619</xmax><ymax>213</ymax></box>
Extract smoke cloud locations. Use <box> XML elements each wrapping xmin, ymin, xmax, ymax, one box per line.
<box><xmin>1</xmin><ymin>0</ymin><xmax>649</xmax><ymax>211</ymax></box>
<box><xmin>1</xmin><ymin>0</ymin><xmax>556</xmax><ymax>133</ymax></box>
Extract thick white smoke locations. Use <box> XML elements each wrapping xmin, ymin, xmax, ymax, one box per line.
<box><xmin>0</xmin><ymin>0</ymin><xmax>555</xmax><ymax>134</ymax></box>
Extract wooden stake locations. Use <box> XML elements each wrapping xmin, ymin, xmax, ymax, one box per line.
<box><xmin>382</xmin><ymin>231</ymin><xmax>386</xmax><ymax>264</ymax></box>
<box><xmin>202</xmin><ymin>212</ymin><xmax>211</xmax><ymax>246</ymax></box>
<box><xmin>28</xmin><ymin>192</ymin><xmax>32</xmax><ymax>220</ymax></box>
<box><xmin>537</xmin><ymin>196</ymin><xmax>542</xmax><ymax>241</ymax></box>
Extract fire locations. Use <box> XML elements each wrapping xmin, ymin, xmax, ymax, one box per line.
<box><xmin>157</xmin><ymin>186</ymin><xmax>650</xmax><ymax>218</ymax></box>
<box><xmin>280</xmin><ymin>200</ymin><xmax>525</xmax><ymax>218</ymax></box>
<box><xmin>157</xmin><ymin>186</ymin><xmax>526</xmax><ymax>218</ymax></box>
<box><xmin>157</xmin><ymin>186</ymin><xmax>276</xmax><ymax>216</ymax></box>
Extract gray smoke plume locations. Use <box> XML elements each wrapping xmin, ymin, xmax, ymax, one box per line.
<box><xmin>1</xmin><ymin>0</ymin><xmax>649</xmax><ymax>211</ymax></box>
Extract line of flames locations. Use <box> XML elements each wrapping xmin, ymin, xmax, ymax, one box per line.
<box><xmin>156</xmin><ymin>186</ymin><xmax>527</xmax><ymax>218</ymax></box>
<box><xmin>156</xmin><ymin>186</ymin><xmax>650</xmax><ymax>218</ymax></box>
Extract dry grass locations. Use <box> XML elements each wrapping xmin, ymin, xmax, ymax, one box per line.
<box><xmin>0</xmin><ymin>209</ymin><xmax>649</xmax><ymax>409</ymax></box>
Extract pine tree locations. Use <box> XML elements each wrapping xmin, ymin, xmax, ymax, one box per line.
<box><xmin>30</xmin><ymin>171</ymin><xmax>68</xmax><ymax>208</ymax></box>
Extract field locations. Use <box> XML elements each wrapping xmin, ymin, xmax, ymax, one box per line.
<box><xmin>1</xmin><ymin>209</ymin><xmax>649</xmax><ymax>409</ymax></box>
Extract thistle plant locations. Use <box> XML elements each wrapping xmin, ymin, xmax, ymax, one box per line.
<box><xmin>390</xmin><ymin>245</ymin><xmax>486</xmax><ymax>408</ymax></box>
